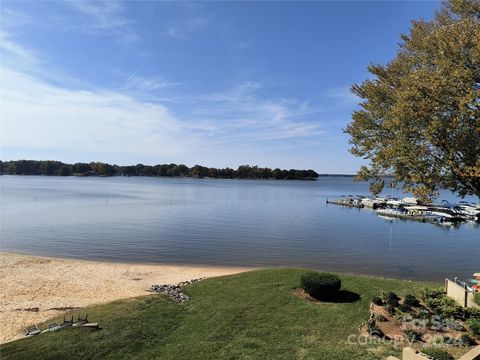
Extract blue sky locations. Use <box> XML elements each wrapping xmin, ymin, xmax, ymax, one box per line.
<box><xmin>1</xmin><ymin>1</ymin><xmax>440</xmax><ymax>173</ymax></box>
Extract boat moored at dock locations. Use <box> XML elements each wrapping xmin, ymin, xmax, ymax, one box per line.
<box><xmin>327</xmin><ymin>195</ymin><xmax>479</xmax><ymax>226</ymax></box>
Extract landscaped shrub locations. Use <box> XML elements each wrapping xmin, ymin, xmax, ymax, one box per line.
<box><xmin>403</xmin><ymin>329</ymin><xmax>422</xmax><ymax>342</ymax></box>
<box><xmin>466</xmin><ymin>307</ymin><xmax>480</xmax><ymax>320</ymax></box>
<box><xmin>420</xmin><ymin>287</ymin><xmax>463</xmax><ymax>317</ymax></box>
<box><xmin>404</xmin><ymin>294</ymin><xmax>420</xmax><ymax>307</ymax></box>
<box><xmin>383</xmin><ymin>292</ymin><xmax>400</xmax><ymax>307</ymax></box>
<box><xmin>419</xmin><ymin>309</ymin><xmax>430</xmax><ymax>319</ymax></box>
<box><xmin>372</xmin><ymin>296</ymin><xmax>383</xmax><ymax>306</ymax></box>
<box><xmin>474</xmin><ymin>293</ymin><xmax>480</xmax><ymax>306</ymax></box>
<box><xmin>421</xmin><ymin>348</ymin><xmax>454</xmax><ymax>360</ymax></box>
<box><xmin>300</xmin><ymin>272</ymin><xmax>341</xmax><ymax>300</ymax></box>
<box><xmin>467</xmin><ymin>318</ymin><xmax>480</xmax><ymax>336</ymax></box>
<box><xmin>398</xmin><ymin>304</ymin><xmax>411</xmax><ymax>313</ymax></box>
<box><xmin>435</xmin><ymin>297</ymin><xmax>464</xmax><ymax>318</ymax></box>
<box><xmin>420</xmin><ymin>287</ymin><xmax>445</xmax><ymax>305</ymax></box>
<box><xmin>460</xmin><ymin>334</ymin><xmax>477</xmax><ymax>346</ymax></box>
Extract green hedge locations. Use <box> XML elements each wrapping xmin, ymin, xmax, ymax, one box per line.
<box><xmin>300</xmin><ymin>272</ymin><xmax>341</xmax><ymax>300</ymax></box>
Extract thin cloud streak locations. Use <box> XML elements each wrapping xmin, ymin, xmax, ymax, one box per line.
<box><xmin>66</xmin><ymin>0</ymin><xmax>138</xmax><ymax>42</ymax></box>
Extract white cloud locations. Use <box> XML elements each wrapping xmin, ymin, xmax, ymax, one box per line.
<box><xmin>0</xmin><ymin>68</ymin><xmax>197</xmax><ymax>158</ymax></box>
<box><xmin>1</xmin><ymin>30</ymin><xmax>325</xmax><ymax>166</ymax></box>
<box><xmin>188</xmin><ymin>82</ymin><xmax>324</xmax><ymax>141</ymax></box>
<box><xmin>125</xmin><ymin>76</ymin><xmax>180</xmax><ymax>92</ymax></box>
<box><xmin>324</xmin><ymin>86</ymin><xmax>359</xmax><ymax>107</ymax></box>
<box><xmin>0</xmin><ymin>30</ymin><xmax>39</xmax><ymax>66</ymax></box>
<box><xmin>165</xmin><ymin>16</ymin><xmax>211</xmax><ymax>40</ymax></box>
<box><xmin>0</xmin><ymin>8</ymin><xmax>32</xmax><ymax>28</ymax></box>
<box><xmin>66</xmin><ymin>0</ymin><xmax>138</xmax><ymax>42</ymax></box>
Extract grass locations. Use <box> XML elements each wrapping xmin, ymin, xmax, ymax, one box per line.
<box><xmin>1</xmin><ymin>269</ymin><xmax>438</xmax><ymax>360</ymax></box>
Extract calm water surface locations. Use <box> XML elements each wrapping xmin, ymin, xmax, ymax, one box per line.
<box><xmin>1</xmin><ymin>175</ymin><xmax>478</xmax><ymax>281</ymax></box>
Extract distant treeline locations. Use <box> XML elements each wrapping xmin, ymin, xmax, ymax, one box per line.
<box><xmin>0</xmin><ymin>160</ymin><xmax>319</xmax><ymax>180</ymax></box>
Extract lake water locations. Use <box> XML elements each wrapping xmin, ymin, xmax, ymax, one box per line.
<box><xmin>1</xmin><ymin>175</ymin><xmax>478</xmax><ymax>281</ymax></box>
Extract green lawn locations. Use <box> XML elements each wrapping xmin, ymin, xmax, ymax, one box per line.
<box><xmin>1</xmin><ymin>269</ymin><xmax>437</xmax><ymax>360</ymax></box>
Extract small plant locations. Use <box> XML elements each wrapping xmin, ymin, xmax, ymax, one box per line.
<box><xmin>383</xmin><ymin>292</ymin><xmax>400</xmax><ymax>307</ymax></box>
<box><xmin>421</xmin><ymin>347</ymin><xmax>454</xmax><ymax>360</ymax></box>
<box><xmin>300</xmin><ymin>272</ymin><xmax>341</xmax><ymax>300</ymax></box>
<box><xmin>460</xmin><ymin>333</ymin><xmax>477</xmax><ymax>346</ymax></box>
<box><xmin>372</xmin><ymin>296</ymin><xmax>383</xmax><ymax>306</ymax></box>
<box><xmin>474</xmin><ymin>292</ymin><xmax>480</xmax><ymax>306</ymax></box>
<box><xmin>403</xmin><ymin>329</ymin><xmax>422</xmax><ymax>342</ymax></box>
<box><xmin>466</xmin><ymin>318</ymin><xmax>480</xmax><ymax>336</ymax></box>
<box><xmin>436</xmin><ymin>298</ymin><xmax>464</xmax><ymax>318</ymax></box>
<box><xmin>403</xmin><ymin>294</ymin><xmax>420</xmax><ymax>307</ymax></box>
<box><xmin>466</xmin><ymin>307</ymin><xmax>480</xmax><ymax>320</ymax></box>
<box><xmin>376</xmin><ymin>314</ymin><xmax>388</xmax><ymax>322</ymax></box>
<box><xmin>398</xmin><ymin>303</ymin><xmax>411</xmax><ymax>313</ymax></box>
<box><xmin>420</xmin><ymin>287</ymin><xmax>445</xmax><ymax>301</ymax></box>
<box><xmin>420</xmin><ymin>287</ymin><xmax>446</xmax><ymax>309</ymax></box>
<box><xmin>419</xmin><ymin>309</ymin><xmax>430</xmax><ymax>319</ymax></box>
<box><xmin>386</xmin><ymin>304</ymin><xmax>396</xmax><ymax>315</ymax></box>
<box><xmin>421</xmin><ymin>289</ymin><xmax>463</xmax><ymax>317</ymax></box>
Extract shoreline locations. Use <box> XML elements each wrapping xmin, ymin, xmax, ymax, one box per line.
<box><xmin>0</xmin><ymin>251</ymin><xmax>255</xmax><ymax>344</ymax></box>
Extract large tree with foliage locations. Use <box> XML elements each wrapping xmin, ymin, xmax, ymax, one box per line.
<box><xmin>346</xmin><ymin>0</ymin><xmax>480</xmax><ymax>201</ymax></box>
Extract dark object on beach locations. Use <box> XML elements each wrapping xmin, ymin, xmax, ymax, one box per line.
<box><xmin>16</xmin><ymin>307</ymin><xmax>40</xmax><ymax>312</ymax></box>
<box><xmin>300</xmin><ymin>272</ymin><xmax>341</xmax><ymax>300</ymax></box>
<box><xmin>25</xmin><ymin>325</ymin><xmax>41</xmax><ymax>336</ymax></box>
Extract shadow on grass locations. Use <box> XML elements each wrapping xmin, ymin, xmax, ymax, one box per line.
<box><xmin>294</xmin><ymin>288</ymin><xmax>361</xmax><ymax>304</ymax></box>
<box><xmin>312</xmin><ymin>290</ymin><xmax>361</xmax><ymax>303</ymax></box>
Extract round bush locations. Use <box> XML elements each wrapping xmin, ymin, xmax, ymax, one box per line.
<box><xmin>421</xmin><ymin>348</ymin><xmax>454</xmax><ymax>360</ymax></box>
<box><xmin>474</xmin><ymin>292</ymin><xmax>480</xmax><ymax>306</ymax></box>
<box><xmin>403</xmin><ymin>329</ymin><xmax>422</xmax><ymax>342</ymax></box>
<box><xmin>376</xmin><ymin>314</ymin><xmax>388</xmax><ymax>322</ymax></box>
<box><xmin>467</xmin><ymin>307</ymin><xmax>480</xmax><ymax>320</ymax></box>
<box><xmin>300</xmin><ymin>272</ymin><xmax>341</xmax><ymax>300</ymax></box>
<box><xmin>404</xmin><ymin>294</ymin><xmax>420</xmax><ymax>307</ymax></box>
<box><xmin>467</xmin><ymin>318</ymin><xmax>480</xmax><ymax>336</ymax></box>
<box><xmin>372</xmin><ymin>296</ymin><xmax>383</xmax><ymax>306</ymax></box>
<box><xmin>398</xmin><ymin>304</ymin><xmax>411</xmax><ymax>313</ymax></box>
<box><xmin>460</xmin><ymin>334</ymin><xmax>476</xmax><ymax>346</ymax></box>
<box><xmin>384</xmin><ymin>292</ymin><xmax>400</xmax><ymax>307</ymax></box>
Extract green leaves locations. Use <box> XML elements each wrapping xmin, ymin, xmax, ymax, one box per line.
<box><xmin>346</xmin><ymin>0</ymin><xmax>480</xmax><ymax>201</ymax></box>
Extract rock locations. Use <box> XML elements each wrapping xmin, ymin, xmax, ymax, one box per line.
<box><xmin>147</xmin><ymin>277</ymin><xmax>207</xmax><ymax>303</ymax></box>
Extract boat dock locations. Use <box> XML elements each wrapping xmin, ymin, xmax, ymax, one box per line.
<box><xmin>326</xmin><ymin>195</ymin><xmax>479</xmax><ymax>226</ymax></box>
<box><xmin>326</xmin><ymin>199</ymin><xmax>363</xmax><ymax>209</ymax></box>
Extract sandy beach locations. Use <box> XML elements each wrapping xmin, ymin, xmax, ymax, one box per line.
<box><xmin>0</xmin><ymin>251</ymin><xmax>253</xmax><ymax>344</ymax></box>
